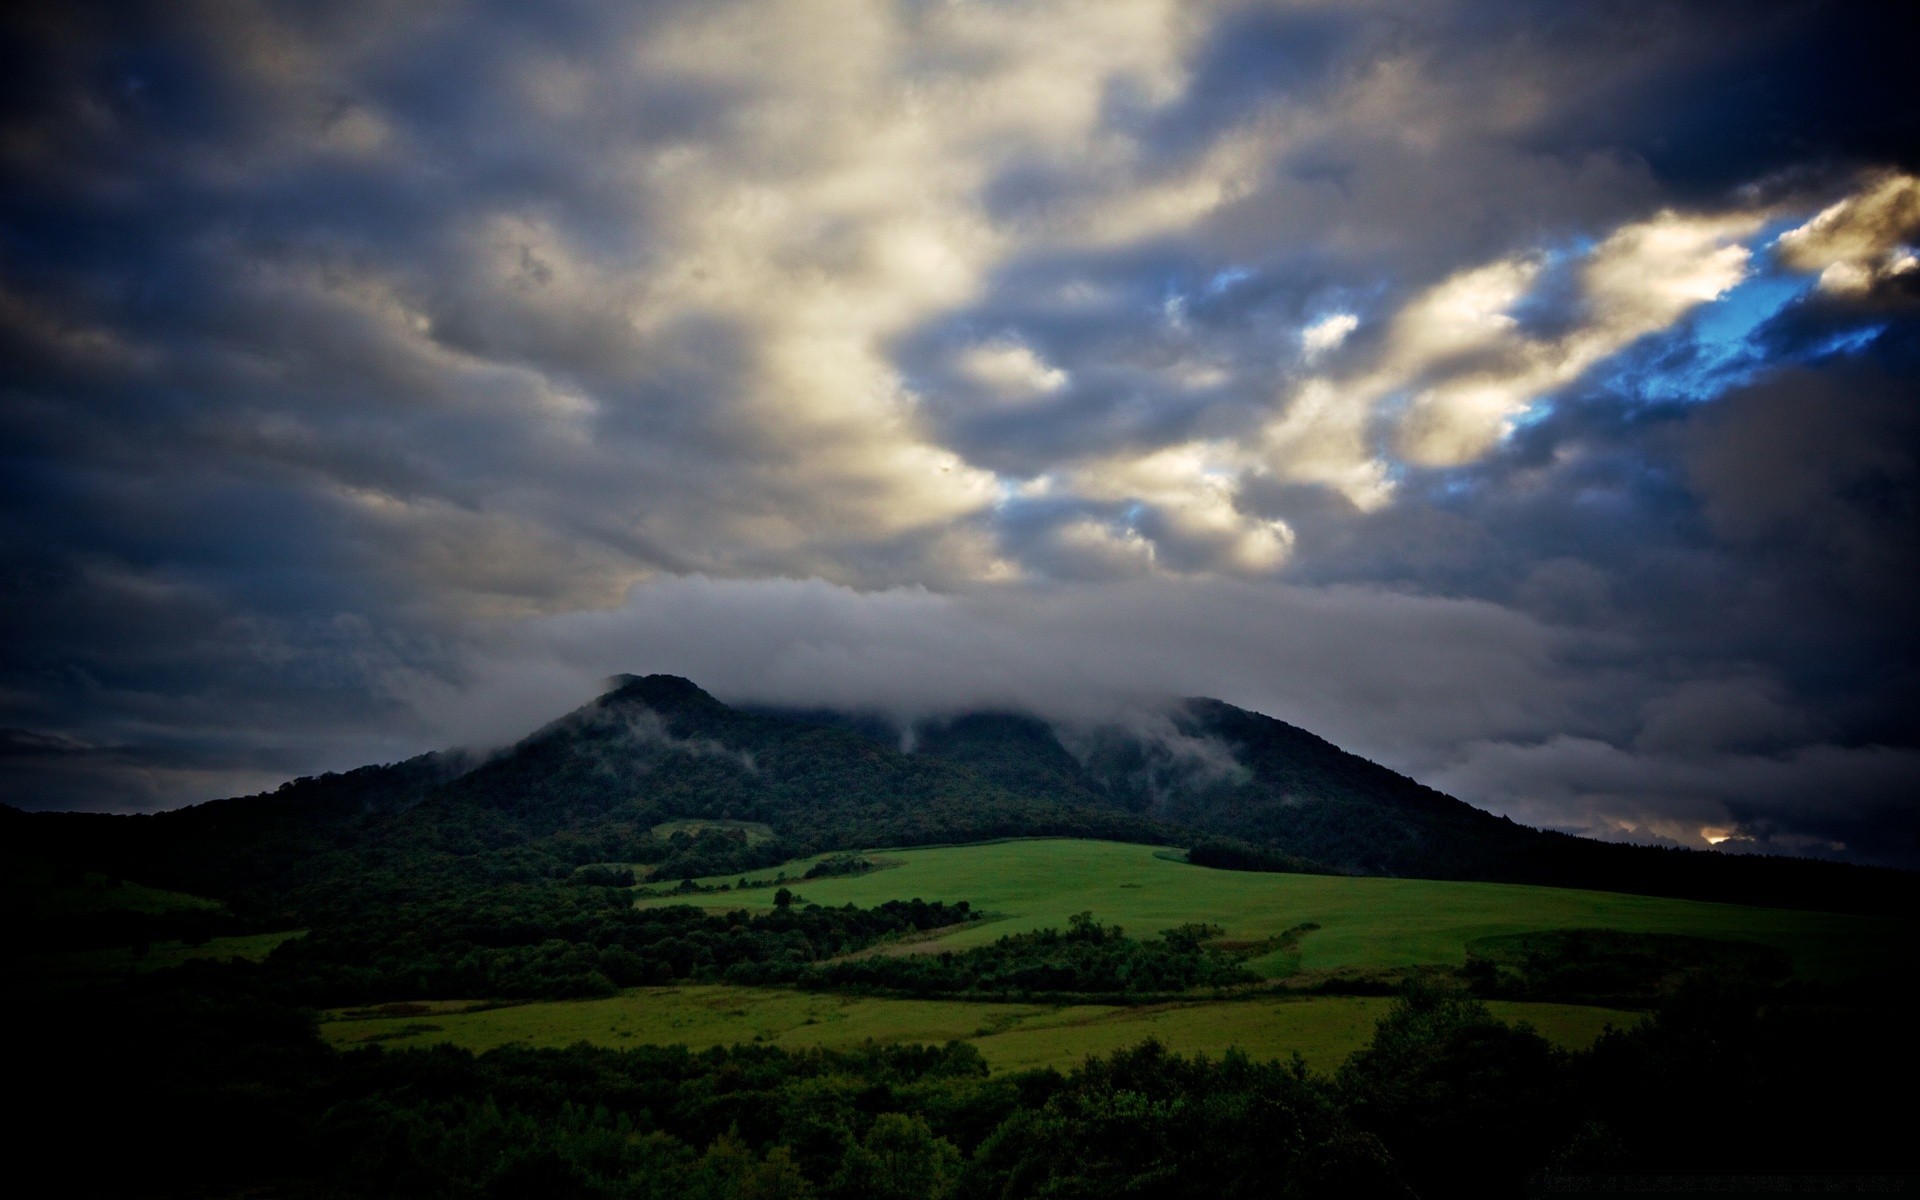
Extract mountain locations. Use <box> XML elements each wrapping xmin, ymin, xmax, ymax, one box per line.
<box><xmin>777</xmin><ymin>697</ymin><xmax>1913</xmax><ymax>912</ymax></box>
<box><xmin>8</xmin><ymin>674</ymin><xmax>1912</xmax><ymax>917</ymax></box>
<box><xmin>5</xmin><ymin>675</ymin><xmax>1170</xmax><ymax>919</ymax></box>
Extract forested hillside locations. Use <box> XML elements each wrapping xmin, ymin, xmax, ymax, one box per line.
<box><xmin>774</xmin><ymin>694</ymin><xmax>1914</xmax><ymax>913</ymax></box>
<box><xmin>8</xmin><ymin>674</ymin><xmax>1912</xmax><ymax>924</ymax></box>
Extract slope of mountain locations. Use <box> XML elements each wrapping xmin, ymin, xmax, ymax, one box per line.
<box><xmin>775</xmin><ymin>695</ymin><xmax>1915</xmax><ymax>913</ymax></box>
<box><xmin>872</xmin><ymin>700</ymin><xmax>1517</xmax><ymax>876</ymax></box>
<box><xmin>397</xmin><ymin>673</ymin><xmax>1167</xmax><ymax>855</ymax></box>
<box><xmin>9</xmin><ymin>674</ymin><xmax>1912</xmax><ymax>916</ymax></box>
<box><xmin>7</xmin><ymin>675</ymin><xmax>1172</xmax><ymax>917</ymax></box>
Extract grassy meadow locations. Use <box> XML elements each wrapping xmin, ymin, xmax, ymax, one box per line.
<box><xmin>649</xmin><ymin>818</ymin><xmax>777</xmax><ymax>843</ymax></box>
<box><xmin>7</xmin><ymin>864</ymin><xmax>223</xmax><ymax>920</ymax></box>
<box><xmin>638</xmin><ymin>838</ymin><xmax>1903</xmax><ymax>982</ymax></box>
<box><xmin>322</xmin><ymin>984</ymin><xmax>1638</xmax><ymax>1073</ymax></box>
<box><xmin>5</xmin><ymin>862</ymin><xmax>299</xmax><ymax>988</ymax></box>
<box><xmin>28</xmin><ymin>837</ymin><xmax>1903</xmax><ymax>1080</ymax></box>
<box><xmin>25</xmin><ymin>930</ymin><xmax>301</xmax><ymax>979</ymax></box>
<box><xmin>320</xmin><ymin>835</ymin><xmax>1901</xmax><ymax>1074</ymax></box>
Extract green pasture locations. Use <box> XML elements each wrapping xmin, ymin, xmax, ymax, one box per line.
<box><xmin>6</xmin><ymin>864</ymin><xmax>222</xmax><ymax>919</ymax></box>
<box><xmin>650</xmin><ymin>819</ymin><xmax>777</xmax><ymax>844</ymax></box>
<box><xmin>638</xmin><ymin>839</ymin><xmax>1904</xmax><ymax>982</ymax></box>
<box><xmin>22</xmin><ymin>930</ymin><xmax>302</xmax><ymax>979</ymax></box>
<box><xmin>322</xmin><ymin>984</ymin><xmax>1636</xmax><ymax>1074</ymax></box>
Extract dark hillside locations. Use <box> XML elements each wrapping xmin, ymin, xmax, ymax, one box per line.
<box><xmin>1175</xmin><ymin>699</ymin><xmax>1915</xmax><ymax>912</ymax></box>
<box><xmin>7</xmin><ymin>675</ymin><xmax>1913</xmax><ymax>918</ymax></box>
<box><xmin>5</xmin><ymin>676</ymin><xmax>1173</xmax><ymax>922</ymax></box>
<box><xmin>882</xmin><ymin>697</ymin><xmax>1916</xmax><ymax>914</ymax></box>
<box><xmin>913</xmin><ymin>712</ymin><xmax>1110</xmax><ymax>808</ymax></box>
<box><xmin>414</xmin><ymin>673</ymin><xmax>1170</xmax><ymax>854</ymax></box>
<box><xmin>6</xmin><ymin>751</ymin><xmax>466</xmax><ymax>905</ymax></box>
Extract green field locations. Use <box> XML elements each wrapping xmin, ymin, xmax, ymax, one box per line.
<box><xmin>323</xmin><ymin>985</ymin><xmax>1637</xmax><ymax>1073</ymax></box>
<box><xmin>6</xmin><ymin>865</ymin><xmax>223</xmax><ymax>920</ymax></box>
<box><xmin>639</xmin><ymin>839</ymin><xmax>1904</xmax><ymax>982</ymax></box>
<box><xmin>21</xmin><ymin>930</ymin><xmax>302</xmax><ymax>980</ymax></box>
<box><xmin>45</xmin><ymin>837</ymin><xmax>1893</xmax><ymax>1079</ymax></box>
<box><xmin>334</xmin><ymin>835</ymin><xmax>1894</xmax><ymax>1074</ymax></box>
<box><xmin>650</xmin><ymin>818</ymin><xmax>777</xmax><ymax>844</ymax></box>
<box><xmin>4</xmin><ymin>865</ymin><xmax>295</xmax><ymax>990</ymax></box>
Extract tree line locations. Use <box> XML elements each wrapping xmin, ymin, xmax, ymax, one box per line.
<box><xmin>762</xmin><ymin>912</ymin><xmax>1256</xmax><ymax>998</ymax></box>
<box><xmin>266</xmin><ymin>893</ymin><xmax>978</xmax><ymax>1003</ymax></box>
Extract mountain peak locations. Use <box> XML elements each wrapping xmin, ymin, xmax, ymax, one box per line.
<box><xmin>603</xmin><ymin>674</ymin><xmax>718</xmax><ymax>711</ymax></box>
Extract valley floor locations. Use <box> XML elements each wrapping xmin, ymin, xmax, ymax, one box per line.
<box><xmin>326</xmin><ymin>837</ymin><xmax>1900</xmax><ymax>1074</ymax></box>
<box><xmin>635</xmin><ymin>837</ymin><xmax>1901</xmax><ymax>981</ymax></box>
<box><xmin>322</xmin><ymin>984</ymin><xmax>1638</xmax><ymax>1073</ymax></box>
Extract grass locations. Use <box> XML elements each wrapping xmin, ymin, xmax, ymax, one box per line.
<box><xmin>6</xmin><ymin>864</ymin><xmax>223</xmax><ymax>919</ymax></box>
<box><xmin>639</xmin><ymin>839</ymin><xmax>1906</xmax><ymax>983</ymax></box>
<box><xmin>322</xmin><ymin>984</ymin><xmax>1638</xmax><ymax>1074</ymax></box>
<box><xmin>23</xmin><ymin>930</ymin><xmax>303</xmax><ymax>978</ymax></box>
<box><xmin>650</xmin><ymin>818</ymin><xmax>777</xmax><ymax>844</ymax></box>
<box><xmin>322</xmin><ymin>839</ymin><xmax>1899</xmax><ymax>1072</ymax></box>
<box><xmin>3</xmin><ymin>864</ymin><xmax>283</xmax><ymax>993</ymax></box>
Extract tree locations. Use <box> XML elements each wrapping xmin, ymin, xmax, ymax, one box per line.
<box><xmin>775</xmin><ymin>887</ymin><xmax>794</xmax><ymax>909</ymax></box>
<box><xmin>829</xmin><ymin>1113</ymin><xmax>958</xmax><ymax>1200</ymax></box>
<box><xmin>1337</xmin><ymin>985</ymin><xmax>1566</xmax><ymax>1196</ymax></box>
<box><xmin>741</xmin><ymin>1147</ymin><xmax>816</xmax><ymax>1200</ymax></box>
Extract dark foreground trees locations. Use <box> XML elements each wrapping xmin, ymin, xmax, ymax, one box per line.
<box><xmin>12</xmin><ymin>968</ymin><xmax>1914</xmax><ymax>1200</ymax></box>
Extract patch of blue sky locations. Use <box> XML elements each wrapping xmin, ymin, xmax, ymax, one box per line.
<box><xmin>1501</xmin><ymin>231</ymin><xmax>1595</xmax><ymax>269</ymax></box>
<box><xmin>1694</xmin><ymin>273</ymin><xmax>1809</xmax><ymax>354</ymax></box>
<box><xmin>1542</xmin><ymin>234</ymin><xmax>1596</xmax><ymax>263</ymax></box>
<box><xmin>1508</xmin><ymin>403</ymin><xmax>1556</xmax><ymax>431</ymax></box>
<box><xmin>1207</xmin><ymin>266</ymin><xmax>1254</xmax><ymax>294</ymax></box>
<box><xmin>1807</xmin><ymin>324</ymin><xmax>1885</xmax><ymax>359</ymax></box>
<box><xmin>1603</xmin><ymin>271</ymin><xmax>1811</xmax><ymax>405</ymax></box>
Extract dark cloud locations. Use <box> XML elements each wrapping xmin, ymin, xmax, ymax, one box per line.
<box><xmin>0</xmin><ymin>729</ymin><xmax>92</xmax><ymax>758</ymax></box>
<box><xmin>1</xmin><ymin>0</ymin><xmax>1914</xmax><ymax>865</ymax></box>
<box><xmin>1518</xmin><ymin>1</ymin><xmax>1920</xmax><ymax>195</ymax></box>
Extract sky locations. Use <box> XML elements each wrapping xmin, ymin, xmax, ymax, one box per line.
<box><xmin>2</xmin><ymin>0</ymin><xmax>1917</xmax><ymax>867</ymax></box>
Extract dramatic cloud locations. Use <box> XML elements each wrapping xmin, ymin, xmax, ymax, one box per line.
<box><xmin>1776</xmin><ymin>172</ymin><xmax>1920</xmax><ymax>296</ymax></box>
<box><xmin>2</xmin><ymin>0</ymin><xmax>1915</xmax><ymax>865</ymax></box>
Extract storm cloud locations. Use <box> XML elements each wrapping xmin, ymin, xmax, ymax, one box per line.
<box><xmin>3</xmin><ymin>0</ymin><xmax>1916</xmax><ymax>865</ymax></box>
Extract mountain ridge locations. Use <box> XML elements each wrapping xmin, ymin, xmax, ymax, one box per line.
<box><xmin>762</xmin><ymin>686</ymin><xmax>1915</xmax><ymax>912</ymax></box>
<box><xmin>7</xmin><ymin>674</ymin><xmax>1913</xmax><ymax>917</ymax></box>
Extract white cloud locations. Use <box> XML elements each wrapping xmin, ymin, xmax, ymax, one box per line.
<box><xmin>1046</xmin><ymin>518</ymin><xmax>1160</xmax><ymax>579</ymax></box>
<box><xmin>1070</xmin><ymin>442</ymin><xmax>1294</xmax><ymax>575</ymax></box>
<box><xmin>1063</xmin><ymin>202</ymin><xmax>1774</xmax><ymax>545</ymax></box>
<box><xmin>425</xmin><ymin>573</ymin><xmax>1583</xmax><ymax>758</ymax></box>
<box><xmin>1230</xmin><ymin>206</ymin><xmax>1765</xmax><ymax>509</ymax></box>
<box><xmin>957</xmin><ymin>339</ymin><xmax>1070</xmax><ymax>401</ymax></box>
<box><xmin>19</xmin><ymin>0</ymin><xmax>1836</xmax><ymax>588</ymax></box>
<box><xmin>1776</xmin><ymin>171</ymin><xmax>1920</xmax><ymax>295</ymax></box>
<box><xmin>1400</xmin><ymin>209</ymin><xmax>1759</xmax><ymax>465</ymax></box>
<box><xmin>1301</xmin><ymin>312</ymin><xmax>1359</xmax><ymax>361</ymax></box>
